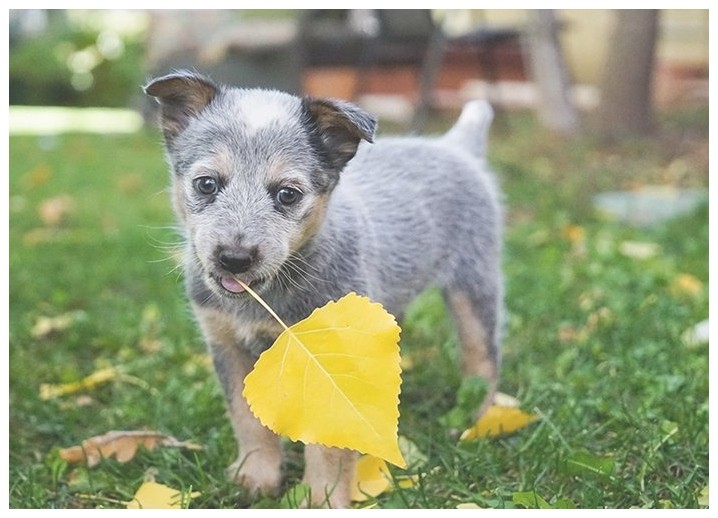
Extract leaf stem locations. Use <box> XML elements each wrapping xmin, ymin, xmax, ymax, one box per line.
<box><xmin>234</xmin><ymin>277</ymin><xmax>290</xmax><ymax>331</ymax></box>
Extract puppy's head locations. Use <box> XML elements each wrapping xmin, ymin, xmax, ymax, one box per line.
<box><xmin>144</xmin><ymin>70</ymin><xmax>376</xmax><ymax>297</ymax></box>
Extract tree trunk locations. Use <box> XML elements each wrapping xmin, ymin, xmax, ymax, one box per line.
<box><xmin>525</xmin><ymin>10</ymin><xmax>579</xmax><ymax>134</ymax></box>
<box><xmin>596</xmin><ymin>10</ymin><xmax>659</xmax><ymax>136</ymax></box>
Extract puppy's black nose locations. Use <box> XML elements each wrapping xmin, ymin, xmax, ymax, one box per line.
<box><xmin>218</xmin><ymin>248</ymin><xmax>257</xmax><ymax>274</ymax></box>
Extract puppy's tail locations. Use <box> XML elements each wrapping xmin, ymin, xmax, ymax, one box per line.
<box><xmin>442</xmin><ymin>100</ymin><xmax>494</xmax><ymax>159</ymax></box>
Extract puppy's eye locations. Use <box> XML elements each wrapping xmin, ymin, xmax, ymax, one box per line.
<box><xmin>276</xmin><ymin>187</ymin><xmax>302</xmax><ymax>206</ymax></box>
<box><xmin>194</xmin><ymin>176</ymin><xmax>219</xmax><ymax>195</ymax></box>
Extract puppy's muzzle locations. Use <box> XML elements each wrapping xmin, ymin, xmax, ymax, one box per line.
<box><xmin>217</xmin><ymin>246</ymin><xmax>258</xmax><ymax>275</ymax></box>
<box><xmin>211</xmin><ymin>245</ymin><xmax>263</xmax><ymax>295</ymax></box>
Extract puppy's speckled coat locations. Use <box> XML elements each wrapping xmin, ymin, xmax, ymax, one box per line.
<box><xmin>145</xmin><ymin>71</ymin><xmax>503</xmax><ymax>508</ymax></box>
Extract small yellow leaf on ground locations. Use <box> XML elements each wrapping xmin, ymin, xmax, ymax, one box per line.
<box><xmin>561</xmin><ymin>224</ymin><xmax>585</xmax><ymax>244</ymax></box>
<box><xmin>460</xmin><ymin>405</ymin><xmax>539</xmax><ymax>441</ymax></box>
<box><xmin>243</xmin><ymin>293</ymin><xmax>405</xmax><ymax>468</ymax></box>
<box><xmin>59</xmin><ymin>430</ymin><xmax>202</xmax><ymax>467</ymax></box>
<box><xmin>670</xmin><ymin>273</ymin><xmax>703</xmax><ymax>297</ymax></box>
<box><xmin>350</xmin><ymin>454</ymin><xmax>418</xmax><ymax>502</ymax></box>
<box><xmin>24</xmin><ymin>164</ymin><xmax>52</xmax><ymax>188</ymax></box>
<box><xmin>40</xmin><ymin>366</ymin><xmax>118</xmax><ymax>400</ymax></box>
<box><xmin>351</xmin><ymin>455</ymin><xmax>392</xmax><ymax>502</ymax></box>
<box><xmin>456</xmin><ymin>502</ymin><xmax>482</xmax><ymax>509</ymax></box>
<box><xmin>126</xmin><ymin>481</ymin><xmax>200</xmax><ymax>509</ymax></box>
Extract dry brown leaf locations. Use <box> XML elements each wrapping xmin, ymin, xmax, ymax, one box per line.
<box><xmin>38</xmin><ymin>195</ymin><xmax>75</xmax><ymax>226</ymax></box>
<box><xmin>31</xmin><ymin>311</ymin><xmax>84</xmax><ymax>339</ymax></box>
<box><xmin>59</xmin><ymin>431</ymin><xmax>202</xmax><ymax>467</ymax></box>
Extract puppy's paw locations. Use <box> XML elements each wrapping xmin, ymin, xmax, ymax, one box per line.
<box><xmin>226</xmin><ymin>453</ymin><xmax>282</xmax><ymax>496</ymax></box>
<box><xmin>302</xmin><ymin>479</ymin><xmax>351</xmax><ymax>509</ymax></box>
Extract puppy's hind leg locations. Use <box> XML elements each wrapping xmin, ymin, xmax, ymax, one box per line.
<box><xmin>443</xmin><ymin>275</ymin><xmax>502</xmax><ymax>417</ymax></box>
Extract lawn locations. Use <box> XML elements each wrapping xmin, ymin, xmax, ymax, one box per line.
<box><xmin>8</xmin><ymin>107</ymin><xmax>708</xmax><ymax>509</ymax></box>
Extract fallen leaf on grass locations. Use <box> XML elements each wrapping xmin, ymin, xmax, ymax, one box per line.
<box><xmin>59</xmin><ymin>430</ymin><xmax>202</xmax><ymax>467</ymax></box>
<box><xmin>697</xmin><ymin>485</ymin><xmax>708</xmax><ymax>507</ymax></box>
<box><xmin>460</xmin><ymin>405</ymin><xmax>539</xmax><ymax>441</ymax></box>
<box><xmin>40</xmin><ymin>366</ymin><xmax>118</xmax><ymax>400</ymax></box>
<box><xmin>24</xmin><ymin>164</ymin><xmax>52</xmax><ymax>188</ymax></box>
<box><xmin>670</xmin><ymin>273</ymin><xmax>703</xmax><ymax>297</ymax></box>
<box><xmin>31</xmin><ymin>310</ymin><xmax>85</xmax><ymax>339</ymax></box>
<box><xmin>351</xmin><ymin>454</ymin><xmax>418</xmax><ymax>502</ymax></box>
<box><xmin>242</xmin><ymin>290</ymin><xmax>406</xmax><ymax>468</ymax></box>
<box><xmin>40</xmin><ymin>365</ymin><xmax>155</xmax><ymax>400</ymax></box>
<box><xmin>561</xmin><ymin>224</ymin><xmax>585</xmax><ymax>244</ymax></box>
<box><xmin>126</xmin><ymin>481</ymin><xmax>200</xmax><ymax>509</ymax></box>
<box><xmin>38</xmin><ymin>194</ymin><xmax>75</xmax><ymax>226</ymax></box>
<box><xmin>351</xmin><ymin>455</ymin><xmax>392</xmax><ymax>502</ymax></box>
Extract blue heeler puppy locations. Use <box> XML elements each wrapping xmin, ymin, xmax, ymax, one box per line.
<box><xmin>145</xmin><ymin>70</ymin><xmax>503</xmax><ymax>508</ymax></box>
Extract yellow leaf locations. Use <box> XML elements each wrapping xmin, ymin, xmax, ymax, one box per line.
<box><xmin>24</xmin><ymin>164</ymin><xmax>52</xmax><ymax>188</ymax></box>
<box><xmin>40</xmin><ymin>366</ymin><xmax>118</xmax><ymax>400</ymax></box>
<box><xmin>456</xmin><ymin>503</ymin><xmax>482</xmax><ymax>509</ymax></box>
<box><xmin>126</xmin><ymin>481</ymin><xmax>200</xmax><ymax>509</ymax></box>
<box><xmin>671</xmin><ymin>273</ymin><xmax>703</xmax><ymax>297</ymax></box>
<box><xmin>561</xmin><ymin>224</ymin><xmax>585</xmax><ymax>244</ymax></box>
<box><xmin>243</xmin><ymin>292</ymin><xmax>405</xmax><ymax>468</ymax></box>
<box><xmin>351</xmin><ymin>455</ymin><xmax>392</xmax><ymax>502</ymax></box>
<box><xmin>350</xmin><ymin>454</ymin><xmax>418</xmax><ymax>502</ymax></box>
<box><xmin>58</xmin><ymin>430</ymin><xmax>202</xmax><ymax>467</ymax></box>
<box><xmin>460</xmin><ymin>405</ymin><xmax>539</xmax><ymax>441</ymax></box>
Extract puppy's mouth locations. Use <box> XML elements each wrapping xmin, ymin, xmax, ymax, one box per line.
<box><xmin>210</xmin><ymin>273</ymin><xmax>266</xmax><ymax>297</ymax></box>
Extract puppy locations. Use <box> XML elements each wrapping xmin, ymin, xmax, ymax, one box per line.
<box><xmin>145</xmin><ymin>70</ymin><xmax>503</xmax><ymax>508</ymax></box>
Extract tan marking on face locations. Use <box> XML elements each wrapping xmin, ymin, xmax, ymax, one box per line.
<box><xmin>188</xmin><ymin>147</ymin><xmax>235</xmax><ymax>180</ymax></box>
<box><xmin>290</xmin><ymin>194</ymin><xmax>329</xmax><ymax>252</ymax></box>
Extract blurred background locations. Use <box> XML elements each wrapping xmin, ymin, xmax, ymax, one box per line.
<box><xmin>8</xmin><ymin>9</ymin><xmax>709</xmax><ymax>134</ymax></box>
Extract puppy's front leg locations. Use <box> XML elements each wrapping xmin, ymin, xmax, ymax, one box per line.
<box><xmin>195</xmin><ymin>306</ymin><xmax>283</xmax><ymax>495</ymax></box>
<box><xmin>303</xmin><ymin>445</ymin><xmax>357</xmax><ymax>508</ymax></box>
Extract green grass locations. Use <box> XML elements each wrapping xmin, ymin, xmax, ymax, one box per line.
<box><xmin>8</xmin><ymin>108</ymin><xmax>708</xmax><ymax>509</ymax></box>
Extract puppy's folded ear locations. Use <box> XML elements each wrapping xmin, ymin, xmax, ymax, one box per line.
<box><xmin>144</xmin><ymin>71</ymin><xmax>218</xmax><ymax>142</ymax></box>
<box><xmin>303</xmin><ymin>98</ymin><xmax>378</xmax><ymax>170</ymax></box>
